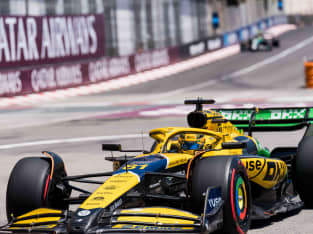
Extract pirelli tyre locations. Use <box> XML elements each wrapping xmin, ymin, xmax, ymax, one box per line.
<box><xmin>294</xmin><ymin>136</ymin><xmax>313</xmax><ymax>208</ymax></box>
<box><xmin>190</xmin><ymin>156</ymin><xmax>251</xmax><ymax>233</ymax></box>
<box><xmin>6</xmin><ymin>157</ymin><xmax>70</xmax><ymax>220</ymax></box>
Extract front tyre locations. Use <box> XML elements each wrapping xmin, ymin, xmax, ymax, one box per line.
<box><xmin>6</xmin><ymin>156</ymin><xmax>70</xmax><ymax>220</ymax></box>
<box><xmin>6</xmin><ymin>157</ymin><xmax>51</xmax><ymax>220</ymax></box>
<box><xmin>190</xmin><ymin>156</ymin><xmax>251</xmax><ymax>233</ymax></box>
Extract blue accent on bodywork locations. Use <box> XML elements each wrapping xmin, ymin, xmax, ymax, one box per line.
<box><xmin>205</xmin><ymin>187</ymin><xmax>222</xmax><ymax>215</ymax></box>
<box><xmin>113</xmin><ymin>154</ymin><xmax>167</xmax><ymax>179</ymax></box>
<box><xmin>235</xmin><ymin>136</ymin><xmax>257</xmax><ymax>155</ymax></box>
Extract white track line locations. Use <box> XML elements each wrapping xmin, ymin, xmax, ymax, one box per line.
<box><xmin>0</xmin><ymin>134</ymin><xmax>148</xmax><ymax>150</ymax></box>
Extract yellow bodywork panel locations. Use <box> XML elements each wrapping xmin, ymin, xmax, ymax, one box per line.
<box><xmin>117</xmin><ymin>216</ymin><xmax>194</xmax><ymax>225</ymax></box>
<box><xmin>241</xmin><ymin>157</ymin><xmax>287</xmax><ymax>189</ymax></box>
<box><xmin>80</xmin><ymin>172</ymin><xmax>140</xmax><ymax>210</ymax></box>
<box><xmin>9</xmin><ymin>208</ymin><xmax>62</xmax><ymax>229</ymax></box>
<box><xmin>120</xmin><ymin>207</ymin><xmax>198</xmax><ymax>219</ymax></box>
<box><xmin>112</xmin><ymin>207</ymin><xmax>199</xmax><ymax>231</ymax></box>
<box><xmin>112</xmin><ymin>224</ymin><xmax>194</xmax><ymax>231</ymax></box>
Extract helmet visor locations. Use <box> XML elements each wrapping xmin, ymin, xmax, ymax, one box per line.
<box><xmin>181</xmin><ymin>141</ymin><xmax>201</xmax><ymax>150</ymax></box>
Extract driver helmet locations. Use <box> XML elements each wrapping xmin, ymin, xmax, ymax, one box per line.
<box><xmin>178</xmin><ymin>134</ymin><xmax>205</xmax><ymax>153</ymax></box>
<box><xmin>256</xmin><ymin>31</ymin><xmax>263</xmax><ymax>37</ymax></box>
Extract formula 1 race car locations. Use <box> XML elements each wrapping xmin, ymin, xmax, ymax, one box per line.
<box><xmin>1</xmin><ymin>99</ymin><xmax>313</xmax><ymax>234</ymax></box>
<box><xmin>240</xmin><ymin>32</ymin><xmax>280</xmax><ymax>52</ymax></box>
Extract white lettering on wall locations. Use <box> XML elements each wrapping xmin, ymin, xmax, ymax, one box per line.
<box><xmin>135</xmin><ymin>49</ymin><xmax>169</xmax><ymax>72</ymax></box>
<box><xmin>55</xmin><ymin>65</ymin><xmax>83</xmax><ymax>87</ymax></box>
<box><xmin>0</xmin><ymin>71</ymin><xmax>22</xmax><ymax>95</ymax></box>
<box><xmin>189</xmin><ymin>42</ymin><xmax>205</xmax><ymax>56</ymax></box>
<box><xmin>88</xmin><ymin>58</ymin><xmax>109</xmax><ymax>82</ymax></box>
<box><xmin>207</xmin><ymin>38</ymin><xmax>222</xmax><ymax>50</ymax></box>
<box><xmin>31</xmin><ymin>65</ymin><xmax>83</xmax><ymax>92</ymax></box>
<box><xmin>0</xmin><ymin>15</ymin><xmax>99</xmax><ymax>63</ymax></box>
<box><xmin>109</xmin><ymin>57</ymin><xmax>131</xmax><ymax>77</ymax></box>
<box><xmin>31</xmin><ymin>68</ymin><xmax>56</xmax><ymax>92</ymax></box>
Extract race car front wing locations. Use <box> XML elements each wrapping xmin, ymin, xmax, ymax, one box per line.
<box><xmin>0</xmin><ymin>187</ymin><xmax>223</xmax><ymax>234</ymax></box>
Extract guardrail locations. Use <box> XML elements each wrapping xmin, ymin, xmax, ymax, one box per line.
<box><xmin>0</xmin><ymin>15</ymin><xmax>288</xmax><ymax>98</ymax></box>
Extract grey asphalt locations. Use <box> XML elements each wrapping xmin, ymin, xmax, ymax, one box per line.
<box><xmin>1</xmin><ymin>26</ymin><xmax>313</xmax><ymax>233</ymax></box>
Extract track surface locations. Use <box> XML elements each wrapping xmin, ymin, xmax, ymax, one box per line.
<box><xmin>1</xmin><ymin>26</ymin><xmax>313</xmax><ymax>233</ymax></box>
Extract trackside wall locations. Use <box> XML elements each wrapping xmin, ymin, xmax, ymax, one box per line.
<box><xmin>0</xmin><ymin>15</ymin><xmax>288</xmax><ymax>97</ymax></box>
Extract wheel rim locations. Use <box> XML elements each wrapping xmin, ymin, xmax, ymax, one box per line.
<box><xmin>235</xmin><ymin>176</ymin><xmax>247</xmax><ymax>220</ymax></box>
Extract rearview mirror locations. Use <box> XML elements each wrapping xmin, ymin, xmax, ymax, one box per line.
<box><xmin>222</xmin><ymin>142</ymin><xmax>246</xmax><ymax>149</ymax></box>
<box><xmin>102</xmin><ymin>144</ymin><xmax>122</xmax><ymax>151</ymax></box>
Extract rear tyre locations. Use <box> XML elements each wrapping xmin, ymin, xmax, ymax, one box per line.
<box><xmin>294</xmin><ymin>136</ymin><xmax>313</xmax><ymax>207</ymax></box>
<box><xmin>272</xmin><ymin>39</ymin><xmax>280</xmax><ymax>47</ymax></box>
<box><xmin>6</xmin><ymin>157</ymin><xmax>70</xmax><ymax>220</ymax></box>
<box><xmin>190</xmin><ymin>156</ymin><xmax>251</xmax><ymax>233</ymax></box>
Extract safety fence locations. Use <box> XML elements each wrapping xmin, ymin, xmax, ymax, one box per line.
<box><xmin>0</xmin><ymin>15</ymin><xmax>288</xmax><ymax>97</ymax></box>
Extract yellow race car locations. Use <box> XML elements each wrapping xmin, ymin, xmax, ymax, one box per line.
<box><xmin>1</xmin><ymin>99</ymin><xmax>312</xmax><ymax>234</ymax></box>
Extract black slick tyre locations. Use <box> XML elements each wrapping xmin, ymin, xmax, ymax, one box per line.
<box><xmin>272</xmin><ymin>39</ymin><xmax>280</xmax><ymax>47</ymax></box>
<box><xmin>6</xmin><ymin>157</ymin><xmax>52</xmax><ymax>220</ymax></box>
<box><xmin>190</xmin><ymin>156</ymin><xmax>251</xmax><ymax>233</ymax></box>
<box><xmin>294</xmin><ymin>136</ymin><xmax>313</xmax><ymax>208</ymax></box>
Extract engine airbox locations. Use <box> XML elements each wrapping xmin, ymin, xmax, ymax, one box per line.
<box><xmin>187</xmin><ymin>112</ymin><xmax>208</xmax><ymax>128</ymax></box>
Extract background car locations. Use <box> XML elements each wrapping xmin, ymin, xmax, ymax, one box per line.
<box><xmin>240</xmin><ymin>32</ymin><xmax>280</xmax><ymax>52</ymax></box>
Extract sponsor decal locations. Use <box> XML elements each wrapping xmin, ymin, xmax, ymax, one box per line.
<box><xmin>267</xmin><ymin>18</ymin><xmax>273</xmax><ymax>27</ymax></box>
<box><xmin>263</xmin><ymin>161</ymin><xmax>286</xmax><ymax>181</ymax></box>
<box><xmin>227</xmin><ymin>32</ymin><xmax>238</xmax><ymax>45</ymax></box>
<box><xmin>122</xmin><ymin>164</ymin><xmax>148</xmax><ymax>170</ymax></box>
<box><xmin>109</xmin><ymin>57</ymin><xmax>131</xmax><ymax>77</ymax></box>
<box><xmin>118</xmin><ymin>225</ymin><xmax>183</xmax><ymax>231</ymax></box>
<box><xmin>88</xmin><ymin>58</ymin><xmax>109</xmax><ymax>82</ymax></box>
<box><xmin>219</xmin><ymin>110</ymin><xmax>252</xmax><ymax>121</ymax></box>
<box><xmin>220</xmin><ymin>109</ymin><xmax>306</xmax><ymax>121</ymax></box>
<box><xmin>77</xmin><ymin>210</ymin><xmax>91</xmax><ymax>217</ymax></box>
<box><xmin>245</xmin><ymin>160</ymin><xmax>262</xmax><ymax>171</ymax></box>
<box><xmin>85</xmin><ymin>202</ymin><xmax>100</xmax><ymax>206</ymax></box>
<box><xmin>31</xmin><ymin>64</ymin><xmax>83</xmax><ymax>92</ymax></box>
<box><xmin>0</xmin><ymin>71</ymin><xmax>22</xmax><ymax>95</ymax></box>
<box><xmin>250</xmin><ymin>25</ymin><xmax>259</xmax><ymax>37</ymax></box>
<box><xmin>224</xmin><ymin>32</ymin><xmax>238</xmax><ymax>46</ymax></box>
<box><xmin>55</xmin><ymin>65</ymin><xmax>83</xmax><ymax>87</ymax></box>
<box><xmin>31</xmin><ymin>67</ymin><xmax>56</xmax><ymax>92</ymax></box>
<box><xmin>270</xmin><ymin>109</ymin><xmax>306</xmax><ymax>120</ymax></box>
<box><xmin>205</xmin><ymin>187</ymin><xmax>222</xmax><ymax>214</ymax></box>
<box><xmin>240</xmin><ymin>28</ymin><xmax>250</xmax><ymax>41</ymax></box>
<box><xmin>103</xmin><ymin>185</ymin><xmax>117</xmax><ymax>190</ymax></box>
<box><xmin>259</xmin><ymin>22</ymin><xmax>267</xmax><ymax>30</ymax></box>
<box><xmin>189</xmin><ymin>42</ymin><xmax>205</xmax><ymax>56</ymax></box>
<box><xmin>135</xmin><ymin>49</ymin><xmax>169</xmax><ymax>72</ymax></box>
<box><xmin>0</xmin><ymin>14</ymin><xmax>104</xmax><ymax>68</ymax></box>
<box><xmin>109</xmin><ymin>198</ymin><xmax>122</xmax><ymax>212</ymax></box>
<box><xmin>92</xmin><ymin>197</ymin><xmax>104</xmax><ymax>201</ymax></box>
<box><xmin>207</xmin><ymin>37</ymin><xmax>222</xmax><ymax>51</ymax></box>
<box><xmin>208</xmin><ymin>197</ymin><xmax>222</xmax><ymax>209</ymax></box>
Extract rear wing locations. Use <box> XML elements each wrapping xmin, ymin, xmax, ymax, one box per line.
<box><xmin>214</xmin><ymin>107</ymin><xmax>313</xmax><ymax>132</ymax></box>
